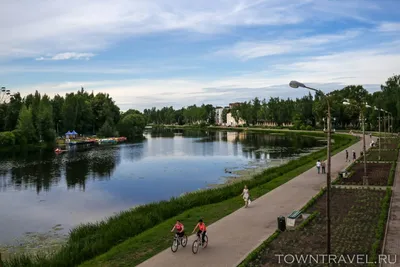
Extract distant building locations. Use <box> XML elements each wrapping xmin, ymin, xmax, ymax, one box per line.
<box><xmin>226</xmin><ymin>112</ymin><xmax>245</xmax><ymax>126</ymax></box>
<box><xmin>226</xmin><ymin>102</ymin><xmax>245</xmax><ymax>126</ymax></box>
<box><xmin>215</xmin><ymin>106</ymin><xmax>224</xmax><ymax>125</ymax></box>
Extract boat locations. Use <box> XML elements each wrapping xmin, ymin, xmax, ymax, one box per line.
<box><xmin>54</xmin><ymin>148</ymin><xmax>67</xmax><ymax>154</ymax></box>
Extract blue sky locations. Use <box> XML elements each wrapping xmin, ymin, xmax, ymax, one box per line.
<box><xmin>1</xmin><ymin>0</ymin><xmax>400</xmax><ymax>111</ymax></box>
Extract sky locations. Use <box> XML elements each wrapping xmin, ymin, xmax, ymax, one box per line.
<box><xmin>1</xmin><ymin>0</ymin><xmax>400</xmax><ymax>111</ymax></box>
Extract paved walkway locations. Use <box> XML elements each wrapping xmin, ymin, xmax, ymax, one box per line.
<box><xmin>382</xmin><ymin>152</ymin><xmax>400</xmax><ymax>267</ymax></box>
<box><xmin>138</xmin><ymin>135</ymin><xmax>373</xmax><ymax>267</ymax></box>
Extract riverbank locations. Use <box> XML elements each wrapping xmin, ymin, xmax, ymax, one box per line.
<box><xmin>2</xmin><ymin>130</ymin><xmax>358</xmax><ymax>267</ymax></box>
<box><xmin>78</xmin><ymin>133</ymin><xmax>358</xmax><ymax>267</ymax></box>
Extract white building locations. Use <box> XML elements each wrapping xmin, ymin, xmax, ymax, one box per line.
<box><xmin>226</xmin><ymin>112</ymin><xmax>245</xmax><ymax>126</ymax></box>
<box><xmin>215</xmin><ymin>106</ymin><xmax>224</xmax><ymax>125</ymax></box>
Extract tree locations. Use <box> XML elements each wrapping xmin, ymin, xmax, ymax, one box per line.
<box><xmin>37</xmin><ymin>95</ymin><xmax>56</xmax><ymax>143</ymax></box>
<box><xmin>98</xmin><ymin>119</ymin><xmax>117</xmax><ymax>137</ymax></box>
<box><xmin>117</xmin><ymin>113</ymin><xmax>146</xmax><ymax>140</ymax></box>
<box><xmin>16</xmin><ymin>105</ymin><xmax>37</xmax><ymax>144</ymax></box>
<box><xmin>222</xmin><ymin>108</ymin><xmax>228</xmax><ymax>124</ymax></box>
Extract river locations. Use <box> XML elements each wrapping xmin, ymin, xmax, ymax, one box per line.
<box><xmin>0</xmin><ymin>129</ymin><xmax>321</xmax><ymax>256</ymax></box>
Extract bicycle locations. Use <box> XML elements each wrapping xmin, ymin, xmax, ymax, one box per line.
<box><xmin>192</xmin><ymin>232</ymin><xmax>208</xmax><ymax>254</ymax></box>
<box><xmin>171</xmin><ymin>232</ymin><xmax>188</xmax><ymax>252</ymax></box>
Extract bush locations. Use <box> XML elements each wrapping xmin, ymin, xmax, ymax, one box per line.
<box><xmin>12</xmin><ymin>129</ymin><xmax>27</xmax><ymax>146</ymax></box>
<box><xmin>0</xmin><ymin>131</ymin><xmax>15</xmax><ymax>146</ymax></box>
<box><xmin>306</xmin><ymin>125</ymin><xmax>313</xmax><ymax>131</ymax></box>
<box><xmin>4</xmin><ymin>132</ymin><xmax>356</xmax><ymax>267</ymax></box>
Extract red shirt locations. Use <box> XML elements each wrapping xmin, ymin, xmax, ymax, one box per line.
<box><xmin>175</xmin><ymin>223</ymin><xmax>183</xmax><ymax>231</ymax></box>
<box><xmin>199</xmin><ymin>223</ymin><xmax>206</xmax><ymax>231</ymax></box>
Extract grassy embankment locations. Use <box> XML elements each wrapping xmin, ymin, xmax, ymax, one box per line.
<box><xmin>3</xmin><ymin>130</ymin><xmax>358</xmax><ymax>267</ymax></box>
<box><xmin>239</xmin><ymin>137</ymin><xmax>399</xmax><ymax>267</ymax></box>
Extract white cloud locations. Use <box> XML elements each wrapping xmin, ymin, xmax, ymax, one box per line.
<box><xmin>14</xmin><ymin>42</ymin><xmax>400</xmax><ymax>111</ymax></box>
<box><xmin>378</xmin><ymin>22</ymin><xmax>400</xmax><ymax>32</ymax></box>
<box><xmin>0</xmin><ymin>0</ymin><xmax>385</xmax><ymax>60</ymax></box>
<box><xmin>35</xmin><ymin>52</ymin><xmax>95</xmax><ymax>61</ymax></box>
<box><xmin>215</xmin><ymin>30</ymin><xmax>362</xmax><ymax>60</ymax></box>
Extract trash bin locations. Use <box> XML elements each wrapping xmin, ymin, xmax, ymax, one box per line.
<box><xmin>277</xmin><ymin>216</ymin><xmax>286</xmax><ymax>232</ymax></box>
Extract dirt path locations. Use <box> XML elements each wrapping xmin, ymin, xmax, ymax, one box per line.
<box><xmin>137</xmin><ymin>135</ymin><xmax>372</xmax><ymax>267</ymax></box>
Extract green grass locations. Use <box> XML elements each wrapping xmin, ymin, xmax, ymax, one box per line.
<box><xmin>78</xmin><ymin>134</ymin><xmax>357</xmax><ymax>267</ymax></box>
<box><xmin>3</xmin><ymin>132</ymin><xmax>357</xmax><ymax>267</ymax></box>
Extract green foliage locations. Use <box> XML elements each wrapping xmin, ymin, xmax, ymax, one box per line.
<box><xmin>142</xmin><ymin>74</ymin><xmax>400</xmax><ymax>131</ymax></box>
<box><xmin>117</xmin><ymin>113</ymin><xmax>146</xmax><ymax>140</ymax></box>
<box><xmin>388</xmin><ymin>160</ymin><xmax>397</xmax><ymax>186</ymax></box>
<box><xmin>11</xmin><ymin>129</ymin><xmax>27</xmax><ymax>146</ymax></box>
<box><xmin>0</xmin><ymin>131</ymin><xmax>15</xmax><ymax>145</ymax></box>
<box><xmin>368</xmin><ymin>188</ymin><xmax>392</xmax><ymax>266</ymax></box>
<box><xmin>98</xmin><ymin>119</ymin><xmax>117</xmax><ymax>138</ymax></box>
<box><xmin>16</xmin><ymin>105</ymin><xmax>37</xmax><ymax>144</ymax></box>
<box><xmin>3</xmin><ymin>132</ymin><xmax>356</xmax><ymax>267</ymax></box>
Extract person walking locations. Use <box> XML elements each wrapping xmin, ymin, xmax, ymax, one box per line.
<box><xmin>346</xmin><ymin>150</ymin><xmax>349</xmax><ymax>162</ymax></box>
<box><xmin>352</xmin><ymin>150</ymin><xmax>356</xmax><ymax>161</ymax></box>
<box><xmin>321</xmin><ymin>160</ymin><xmax>326</xmax><ymax>174</ymax></box>
<box><xmin>316</xmin><ymin>160</ymin><xmax>321</xmax><ymax>174</ymax></box>
<box><xmin>241</xmin><ymin>185</ymin><xmax>250</xmax><ymax>208</ymax></box>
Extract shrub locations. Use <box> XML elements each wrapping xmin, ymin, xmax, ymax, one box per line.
<box><xmin>12</xmin><ymin>129</ymin><xmax>28</xmax><ymax>146</ymax></box>
<box><xmin>0</xmin><ymin>131</ymin><xmax>15</xmax><ymax>146</ymax></box>
<box><xmin>306</xmin><ymin>125</ymin><xmax>313</xmax><ymax>131</ymax></box>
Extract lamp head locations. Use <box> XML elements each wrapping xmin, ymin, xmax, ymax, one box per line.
<box><xmin>289</xmin><ymin>80</ymin><xmax>305</xmax><ymax>89</ymax></box>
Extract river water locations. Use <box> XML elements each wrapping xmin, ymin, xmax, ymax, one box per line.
<box><xmin>0</xmin><ymin>129</ymin><xmax>321</xmax><ymax>252</ymax></box>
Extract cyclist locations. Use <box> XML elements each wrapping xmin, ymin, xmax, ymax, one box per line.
<box><xmin>171</xmin><ymin>220</ymin><xmax>185</xmax><ymax>238</ymax></box>
<box><xmin>192</xmin><ymin>219</ymin><xmax>207</xmax><ymax>246</ymax></box>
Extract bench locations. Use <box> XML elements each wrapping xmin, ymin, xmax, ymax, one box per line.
<box><xmin>339</xmin><ymin>170</ymin><xmax>348</xmax><ymax>178</ymax></box>
<box><xmin>286</xmin><ymin>210</ymin><xmax>302</xmax><ymax>227</ymax></box>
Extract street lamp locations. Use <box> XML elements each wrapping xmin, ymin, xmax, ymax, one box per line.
<box><xmin>375</xmin><ymin>107</ymin><xmax>382</xmax><ymax>160</ymax></box>
<box><xmin>290</xmin><ymin>80</ymin><xmax>332</xmax><ymax>256</ymax></box>
<box><xmin>343</xmin><ymin>100</ymin><xmax>370</xmax><ymax>185</ymax></box>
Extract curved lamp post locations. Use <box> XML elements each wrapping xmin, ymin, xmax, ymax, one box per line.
<box><xmin>290</xmin><ymin>80</ymin><xmax>332</xmax><ymax>256</ymax></box>
<box><xmin>343</xmin><ymin>100</ymin><xmax>371</xmax><ymax>185</ymax></box>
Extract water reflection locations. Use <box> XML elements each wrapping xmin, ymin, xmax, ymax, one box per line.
<box><xmin>0</xmin><ymin>146</ymin><xmax>122</xmax><ymax>193</ymax></box>
<box><xmin>0</xmin><ymin>129</ymin><xmax>322</xmax><ymax>245</ymax></box>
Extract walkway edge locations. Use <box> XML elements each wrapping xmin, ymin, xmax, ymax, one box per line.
<box><xmin>234</xmin><ymin>138</ymin><xmax>368</xmax><ymax>267</ymax></box>
<box><xmin>380</xmin><ymin>153</ymin><xmax>399</xmax><ymax>267</ymax></box>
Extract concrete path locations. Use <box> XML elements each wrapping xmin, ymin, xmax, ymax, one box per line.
<box><xmin>382</xmin><ymin>152</ymin><xmax>400</xmax><ymax>267</ymax></box>
<box><xmin>138</xmin><ymin>135</ymin><xmax>373</xmax><ymax>267</ymax></box>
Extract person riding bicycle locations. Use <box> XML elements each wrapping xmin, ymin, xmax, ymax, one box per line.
<box><xmin>192</xmin><ymin>219</ymin><xmax>207</xmax><ymax>246</ymax></box>
<box><xmin>171</xmin><ymin>220</ymin><xmax>185</xmax><ymax>238</ymax></box>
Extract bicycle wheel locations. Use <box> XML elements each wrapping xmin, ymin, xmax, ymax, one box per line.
<box><xmin>181</xmin><ymin>235</ymin><xmax>188</xmax><ymax>247</ymax></box>
<box><xmin>203</xmin><ymin>235</ymin><xmax>209</xmax><ymax>248</ymax></box>
<box><xmin>171</xmin><ymin>239</ymin><xmax>179</xmax><ymax>253</ymax></box>
<box><xmin>192</xmin><ymin>240</ymin><xmax>199</xmax><ymax>254</ymax></box>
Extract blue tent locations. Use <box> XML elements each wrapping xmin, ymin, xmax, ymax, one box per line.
<box><xmin>65</xmin><ymin>131</ymin><xmax>72</xmax><ymax>135</ymax></box>
<box><xmin>71</xmin><ymin>130</ymin><xmax>78</xmax><ymax>135</ymax></box>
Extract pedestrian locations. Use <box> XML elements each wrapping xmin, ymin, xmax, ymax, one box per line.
<box><xmin>352</xmin><ymin>150</ymin><xmax>356</xmax><ymax>161</ymax></box>
<box><xmin>316</xmin><ymin>160</ymin><xmax>321</xmax><ymax>174</ymax></box>
<box><xmin>346</xmin><ymin>150</ymin><xmax>349</xmax><ymax>162</ymax></box>
<box><xmin>241</xmin><ymin>185</ymin><xmax>250</xmax><ymax>208</ymax></box>
<box><xmin>321</xmin><ymin>161</ymin><xmax>326</xmax><ymax>174</ymax></box>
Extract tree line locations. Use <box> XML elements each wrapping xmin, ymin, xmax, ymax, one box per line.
<box><xmin>1</xmin><ymin>74</ymin><xmax>399</xmax><ymax>146</ymax></box>
<box><xmin>0</xmin><ymin>88</ymin><xmax>146</xmax><ymax>146</ymax></box>
<box><xmin>143</xmin><ymin>74</ymin><xmax>400</xmax><ymax>132</ymax></box>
